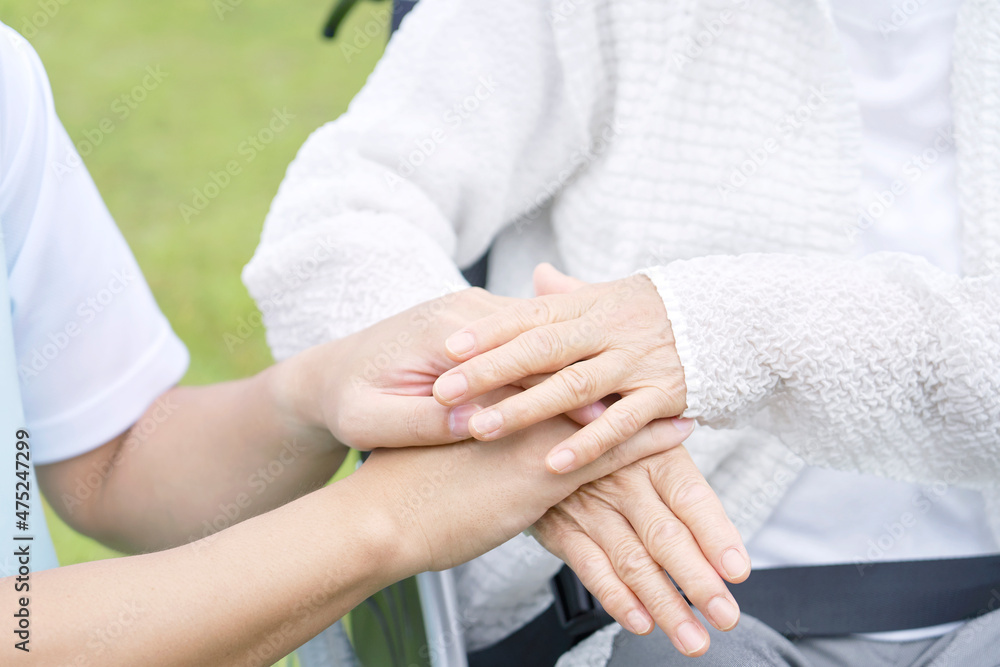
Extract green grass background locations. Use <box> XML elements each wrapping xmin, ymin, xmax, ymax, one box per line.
<box><xmin>0</xmin><ymin>0</ymin><xmax>388</xmax><ymax>663</ymax></box>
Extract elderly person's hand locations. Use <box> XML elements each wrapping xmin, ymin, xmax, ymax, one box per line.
<box><xmin>432</xmin><ymin>264</ymin><xmax>686</xmax><ymax>472</ymax></box>
<box><xmin>363</xmin><ymin>405</ymin><xmax>699</xmax><ymax>573</ymax></box>
<box><xmin>531</xmin><ymin>446</ymin><xmax>750</xmax><ymax>658</ymax></box>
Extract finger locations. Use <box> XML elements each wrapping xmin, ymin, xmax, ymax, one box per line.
<box><xmin>434</xmin><ymin>320</ymin><xmax>604</xmax><ymax>407</ymax></box>
<box><xmin>442</xmin><ymin>291</ymin><xmax>595</xmax><ymax>362</ymax></box>
<box><xmin>577</xmin><ymin>502</ymin><xmax>710</xmax><ymax>656</ymax></box>
<box><xmin>567</xmin><ymin>401</ymin><xmax>606</xmax><ymax>426</ymax></box>
<box><xmin>533</xmin><ymin>263</ymin><xmax>588</xmax><ymax>296</ymax></box>
<box><xmin>339</xmin><ymin>395</ymin><xmax>482</xmax><ymax>449</ymax></box>
<box><xmin>532</xmin><ymin>513</ymin><xmax>654</xmax><ymax>636</ymax></box>
<box><xmin>649</xmin><ymin>448</ymin><xmax>752</xmax><ymax>584</ymax></box>
<box><xmin>547</xmin><ymin>391</ymin><xmax>665</xmax><ymax>473</ymax></box>
<box><xmin>465</xmin><ymin>356</ymin><xmax>628</xmax><ymax>440</ymax></box>
<box><xmin>621</xmin><ymin>475</ymin><xmax>741</xmax><ymax>633</ymax></box>
<box><xmin>513</xmin><ymin>373</ymin><xmax>605</xmax><ymax>425</ymax></box>
<box><xmin>569</xmin><ymin>418</ymin><xmax>695</xmax><ymax>494</ymax></box>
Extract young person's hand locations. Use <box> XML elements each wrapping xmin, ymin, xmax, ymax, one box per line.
<box><xmin>357</xmin><ymin>397</ymin><xmax>698</xmax><ymax>574</ymax></box>
<box><xmin>530</xmin><ymin>446</ymin><xmax>750</xmax><ymax>658</ymax></box>
<box><xmin>272</xmin><ymin>288</ymin><xmax>517</xmax><ymax>450</ymax></box>
<box><xmin>432</xmin><ymin>264</ymin><xmax>686</xmax><ymax>473</ymax></box>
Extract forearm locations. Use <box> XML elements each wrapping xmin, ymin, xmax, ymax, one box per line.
<box><xmin>8</xmin><ymin>476</ymin><xmax>408</xmax><ymax>666</ymax></box>
<box><xmin>15</xmin><ymin>406</ymin><xmax>690</xmax><ymax>663</ymax></box>
<box><xmin>40</xmin><ymin>350</ymin><xmax>347</xmax><ymax>553</ymax></box>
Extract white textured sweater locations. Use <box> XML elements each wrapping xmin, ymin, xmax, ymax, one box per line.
<box><xmin>244</xmin><ymin>0</ymin><xmax>1000</xmax><ymax>655</ymax></box>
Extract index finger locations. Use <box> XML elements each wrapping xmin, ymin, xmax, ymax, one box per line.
<box><xmin>441</xmin><ymin>291</ymin><xmax>594</xmax><ymax>362</ymax></box>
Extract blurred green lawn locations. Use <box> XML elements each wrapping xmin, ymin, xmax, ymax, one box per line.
<box><xmin>0</xmin><ymin>0</ymin><xmax>387</xmax><ymax>663</ymax></box>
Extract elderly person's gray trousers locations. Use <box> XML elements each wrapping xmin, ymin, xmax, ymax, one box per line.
<box><xmin>603</xmin><ymin>609</ymin><xmax>1000</xmax><ymax>667</ymax></box>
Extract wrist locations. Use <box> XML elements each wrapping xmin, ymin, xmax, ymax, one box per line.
<box><xmin>341</xmin><ymin>461</ymin><xmax>432</xmax><ymax>580</ymax></box>
<box><xmin>634</xmin><ymin>270</ymin><xmax>689</xmax><ymax>413</ymax></box>
<box><xmin>265</xmin><ymin>341</ymin><xmax>346</xmax><ymax>451</ymax></box>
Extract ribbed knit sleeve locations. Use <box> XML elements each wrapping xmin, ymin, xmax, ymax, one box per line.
<box><xmin>642</xmin><ymin>253</ymin><xmax>1000</xmax><ymax>487</ymax></box>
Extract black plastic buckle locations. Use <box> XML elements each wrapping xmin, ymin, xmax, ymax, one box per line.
<box><xmin>550</xmin><ymin>566</ymin><xmax>615</xmax><ymax>644</ymax></box>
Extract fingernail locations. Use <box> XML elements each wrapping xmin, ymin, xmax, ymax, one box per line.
<box><xmin>707</xmin><ymin>596</ymin><xmax>740</xmax><ymax>631</ymax></box>
<box><xmin>676</xmin><ymin>621</ymin><xmax>708</xmax><ymax>655</ymax></box>
<box><xmin>722</xmin><ymin>548</ymin><xmax>750</xmax><ymax>580</ymax></box>
<box><xmin>436</xmin><ymin>371</ymin><xmax>468</xmax><ymax>402</ymax></box>
<box><xmin>470</xmin><ymin>409</ymin><xmax>503</xmax><ymax>437</ymax></box>
<box><xmin>672</xmin><ymin>417</ymin><xmax>694</xmax><ymax>432</ymax></box>
<box><xmin>547</xmin><ymin>448</ymin><xmax>576</xmax><ymax>473</ymax></box>
<box><xmin>587</xmin><ymin>401</ymin><xmax>607</xmax><ymax>421</ymax></box>
<box><xmin>626</xmin><ymin>609</ymin><xmax>653</xmax><ymax>635</ymax></box>
<box><xmin>448</xmin><ymin>404</ymin><xmax>480</xmax><ymax>438</ymax></box>
<box><xmin>445</xmin><ymin>331</ymin><xmax>475</xmax><ymax>357</ymax></box>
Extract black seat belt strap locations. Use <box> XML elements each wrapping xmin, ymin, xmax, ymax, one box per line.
<box><xmin>728</xmin><ymin>554</ymin><xmax>1000</xmax><ymax>637</ymax></box>
<box><xmin>469</xmin><ymin>555</ymin><xmax>1000</xmax><ymax>666</ymax></box>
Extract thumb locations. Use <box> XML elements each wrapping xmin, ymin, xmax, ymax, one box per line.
<box><xmin>342</xmin><ymin>396</ymin><xmax>483</xmax><ymax>449</ymax></box>
<box><xmin>533</xmin><ymin>263</ymin><xmax>587</xmax><ymax>296</ymax></box>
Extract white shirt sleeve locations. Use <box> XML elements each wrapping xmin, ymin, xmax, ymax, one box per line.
<box><xmin>0</xmin><ymin>25</ymin><xmax>189</xmax><ymax>465</ymax></box>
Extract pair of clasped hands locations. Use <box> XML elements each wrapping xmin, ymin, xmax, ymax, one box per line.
<box><xmin>307</xmin><ymin>265</ymin><xmax>749</xmax><ymax>657</ymax></box>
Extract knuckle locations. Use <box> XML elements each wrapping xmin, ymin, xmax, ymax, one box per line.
<box><xmin>405</xmin><ymin>404</ymin><xmax>429</xmax><ymax>443</ymax></box>
<box><xmin>613</xmin><ymin>406</ymin><xmax>643</xmax><ymax>437</ymax></box>
<box><xmin>643</xmin><ymin>589</ymin><xmax>688</xmax><ymax>622</ymax></box>
<box><xmin>470</xmin><ymin>355</ymin><xmax>507</xmax><ymax>387</ymax></box>
<box><xmin>612</xmin><ymin>543</ymin><xmax>654</xmax><ymax>582</ymax></box>
<box><xmin>511</xmin><ymin>394</ymin><xmax>548</xmax><ymax>426</ymax></box>
<box><xmin>669</xmin><ymin>476</ymin><xmax>715</xmax><ymax>512</ymax></box>
<box><xmin>684</xmin><ymin>579</ymin><xmax>730</xmax><ymax>607</ymax></box>
<box><xmin>647</xmin><ymin>515</ymin><xmax>688</xmax><ymax>552</ymax></box>
<box><xmin>572</xmin><ymin>552</ymin><xmax>609</xmax><ymax>584</ymax></box>
<box><xmin>524</xmin><ymin>326</ymin><xmax>563</xmax><ymax>359</ymax></box>
<box><xmin>559</xmin><ymin>365</ymin><xmax>596</xmax><ymax>398</ymax></box>
<box><xmin>594</xmin><ymin>586</ymin><xmax>632</xmax><ymax>615</ymax></box>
